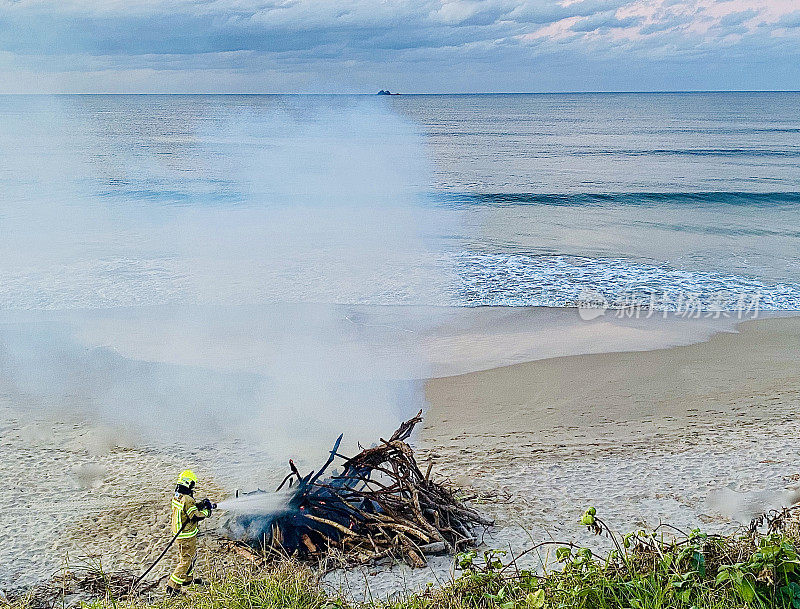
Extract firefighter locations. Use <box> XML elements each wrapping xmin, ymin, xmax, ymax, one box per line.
<box><xmin>166</xmin><ymin>469</ymin><xmax>213</xmax><ymax>595</ymax></box>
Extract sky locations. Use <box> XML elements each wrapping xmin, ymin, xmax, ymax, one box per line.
<box><xmin>0</xmin><ymin>0</ymin><xmax>799</xmax><ymax>93</ymax></box>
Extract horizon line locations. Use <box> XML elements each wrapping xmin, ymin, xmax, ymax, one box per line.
<box><xmin>2</xmin><ymin>89</ymin><xmax>800</xmax><ymax>96</ymax></box>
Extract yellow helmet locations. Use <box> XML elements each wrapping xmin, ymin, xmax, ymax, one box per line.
<box><xmin>178</xmin><ymin>469</ymin><xmax>198</xmax><ymax>487</ymax></box>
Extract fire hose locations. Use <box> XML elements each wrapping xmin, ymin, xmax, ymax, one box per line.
<box><xmin>131</xmin><ymin>498</ymin><xmax>217</xmax><ymax>592</ymax></box>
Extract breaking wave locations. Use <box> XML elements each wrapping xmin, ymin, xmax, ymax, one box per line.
<box><xmin>455</xmin><ymin>252</ymin><xmax>800</xmax><ymax>311</ymax></box>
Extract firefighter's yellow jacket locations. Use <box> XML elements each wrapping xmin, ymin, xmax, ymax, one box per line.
<box><xmin>171</xmin><ymin>493</ymin><xmax>210</xmax><ymax>539</ymax></box>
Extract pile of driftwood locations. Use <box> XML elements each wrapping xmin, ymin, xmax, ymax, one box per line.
<box><xmin>222</xmin><ymin>411</ymin><xmax>491</xmax><ymax>568</ymax></box>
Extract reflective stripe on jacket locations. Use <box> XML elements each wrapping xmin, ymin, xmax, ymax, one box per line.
<box><xmin>171</xmin><ymin>493</ymin><xmax>209</xmax><ymax>538</ymax></box>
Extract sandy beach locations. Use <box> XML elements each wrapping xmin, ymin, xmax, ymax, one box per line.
<box><xmin>422</xmin><ymin>314</ymin><xmax>800</xmax><ymax>545</ymax></box>
<box><xmin>3</xmin><ymin>310</ymin><xmax>798</xmax><ymax>597</ymax></box>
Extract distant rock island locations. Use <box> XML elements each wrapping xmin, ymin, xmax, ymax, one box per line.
<box><xmin>377</xmin><ymin>90</ymin><xmax>398</xmax><ymax>95</ymax></box>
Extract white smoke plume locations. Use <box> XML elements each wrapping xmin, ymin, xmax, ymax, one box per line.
<box><xmin>0</xmin><ymin>96</ymin><xmax>453</xmax><ymax>482</ymax></box>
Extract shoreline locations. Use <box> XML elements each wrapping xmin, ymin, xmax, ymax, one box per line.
<box><xmin>0</xmin><ymin>303</ymin><xmax>772</xmax><ymax>380</ymax></box>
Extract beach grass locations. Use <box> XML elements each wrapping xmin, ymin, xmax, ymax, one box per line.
<box><xmin>8</xmin><ymin>509</ymin><xmax>800</xmax><ymax>609</ymax></box>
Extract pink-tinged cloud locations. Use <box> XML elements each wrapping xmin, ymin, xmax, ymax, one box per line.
<box><xmin>520</xmin><ymin>0</ymin><xmax>800</xmax><ymax>45</ymax></box>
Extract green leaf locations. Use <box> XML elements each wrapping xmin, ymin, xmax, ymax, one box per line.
<box><xmin>691</xmin><ymin>551</ymin><xmax>706</xmax><ymax>577</ymax></box>
<box><xmin>781</xmin><ymin>582</ymin><xmax>800</xmax><ymax>609</ymax></box>
<box><xmin>526</xmin><ymin>590</ymin><xmax>545</xmax><ymax>608</ymax></box>
<box><xmin>580</xmin><ymin>507</ymin><xmax>598</xmax><ymax>526</ymax></box>
<box><xmin>735</xmin><ymin>578</ymin><xmax>756</xmax><ymax>603</ymax></box>
<box><xmin>622</xmin><ymin>533</ymin><xmax>633</xmax><ymax>549</ymax></box>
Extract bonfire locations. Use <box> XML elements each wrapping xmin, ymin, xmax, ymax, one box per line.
<box><xmin>221</xmin><ymin>411</ymin><xmax>492</xmax><ymax>568</ymax></box>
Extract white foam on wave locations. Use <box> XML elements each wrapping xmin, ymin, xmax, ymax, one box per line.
<box><xmin>4</xmin><ymin>250</ymin><xmax>799</xmax><ymax>312</ymax></box>
<box><xmin>456</xmin><ymin>252</ymin><xmax>800</xmax><ymax>310</ymax></box>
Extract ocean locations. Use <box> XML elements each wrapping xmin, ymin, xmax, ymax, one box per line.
<box><xmin>1</xmin><ymin>92</ymin><xmax>799</xmax><ymax>312</ymax></box>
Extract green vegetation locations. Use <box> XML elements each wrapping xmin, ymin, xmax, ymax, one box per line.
<box><xmin>7</xmin><ymin>507</ymin><xmax>800</xmax><ymax>609</ymax></box>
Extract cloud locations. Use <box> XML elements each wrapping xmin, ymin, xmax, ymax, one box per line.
<box><xmin>718</xmin><ymin>9</ymin><xmax>758</xmax><ymax>28</ymax></box>
<box><xmin>777</xmin><ymin>11</ymin><xmax>800</xmax><ymax>29</ymax></box>
<box><xmin>638</xmin><ymin>14</ymin><xmax>692</xmax><ymax>35</ymax></box>
<box><xmin>570</xmin><ymin>10</ymin><xmax>642</xmax><ymax>32</ymax></box>
<box><xmin>0</xmin><ymin>0</ymin><xmax>799</xmax><ymax>92</ymax></box>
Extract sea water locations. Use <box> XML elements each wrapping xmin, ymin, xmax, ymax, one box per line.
<box><xmin>1</xmin><ymin>93</ymin><xmax>799</xmax><ymax>312</ymax></box>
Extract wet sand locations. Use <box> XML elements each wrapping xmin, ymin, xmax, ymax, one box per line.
<box><xmin>425</xmin><ymin>315</ymin><xmax>800</xmax><ymax>448</ymax></box>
